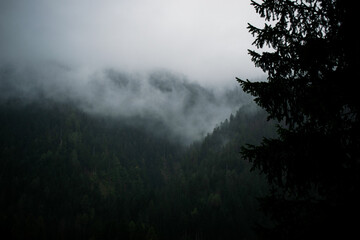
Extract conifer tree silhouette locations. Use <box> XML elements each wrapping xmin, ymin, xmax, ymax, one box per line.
<box><xmin>238</xmin><ymin>1</ymin><xmax>359</xmax><ymax>238</ymax></box>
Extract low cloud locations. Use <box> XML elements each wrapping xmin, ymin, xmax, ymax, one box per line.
<box><xmin>0</xmin><ymin>0</ymin><xmax>265</xmax><ymax>86</ymax></box>
<box><xmin>0</xmin><ymin>62</ymin><xmax>252</xmax><ymax>143</ymax></box>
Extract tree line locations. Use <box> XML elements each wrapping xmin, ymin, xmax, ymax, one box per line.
<box><xmin>0</xmin><ymin>100</ymin><xmax>275</xmax><ymax>239</ymax></box>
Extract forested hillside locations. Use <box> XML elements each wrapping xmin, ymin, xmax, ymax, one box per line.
<box><xmin>1</xmin><ymin>0</ymin><xmax>357</xmax><ymax>239</ymax></box>
<box><xmin>0</xmin><ymin>99</ymin><xmax>275</xmax><ymax>239</ymax></box>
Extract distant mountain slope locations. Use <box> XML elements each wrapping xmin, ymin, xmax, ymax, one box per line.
<box><xmin>0</xmin><ymin>97</ymin><xmax>276</xmax><ymax>239</ymax></box>
<box><xmin>0</xmin><ymin>100</ymin><xmax>181</xmax><ymax>239</ymax></box>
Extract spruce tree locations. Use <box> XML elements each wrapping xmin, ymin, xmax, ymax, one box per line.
<box><xmin>237</xmin><ymin>1</ymin><xmax>359</xmax><ymax>239</ymax></box>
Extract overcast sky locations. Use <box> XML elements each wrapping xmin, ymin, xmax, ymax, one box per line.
<box><xmin>0</xmin><ymin>0</ymin><xmax>265</xmax><ymax>86</ymax></box>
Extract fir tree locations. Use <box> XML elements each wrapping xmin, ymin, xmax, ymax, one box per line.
<box><xmin>237</xmin><ymin>0</ymin><xmax>359</xmax><ymax>239</ymax></box>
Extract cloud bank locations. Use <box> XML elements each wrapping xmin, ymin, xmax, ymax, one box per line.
<box><xmin>0</xmin><ymin>63</ymin><xmax>252</xmax><ymax>143</ymax></box>
<box><xmin>0</xmin><ymin>0</ymin><xmax>265</xmax><ymax>86</ymax></box>
<box><xmin>0</xmin><ymin>0</ymin><xmax>265</xmax><ymax>143</ymax></box>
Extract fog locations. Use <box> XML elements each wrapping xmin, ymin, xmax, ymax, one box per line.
<box><xmin>0</xmin><ymin>0</ymin><xmax>264</xmax><ymax>143</ymax></box>
<box><xmin>0</xmin><ymin>0</ymin><xmax>265</xmax><ymax>86</ymax></box>
<box><xmin>0</xmin><ymin>63</ymin><xmax>253</xmax><ymax>143</ymax></box>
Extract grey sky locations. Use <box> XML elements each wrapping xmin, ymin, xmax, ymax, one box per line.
<box><xmin>0</xmin><ymin>0</ymin><xmax>265</xmax><ymax>87</ymax></box>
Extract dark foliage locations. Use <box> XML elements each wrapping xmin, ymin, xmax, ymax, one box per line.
<box><xmin>0</xmin><ymin>99</ymin><xmax>275</xmax><ymax>239</ymax></box>
<box><xmin>238</xmin><ymin>0</ymin><xmax>360</xmax><ymax>239</ymax></box>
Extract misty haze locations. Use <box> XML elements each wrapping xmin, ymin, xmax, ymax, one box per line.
<box><xmin>0</xmin><ymin>63</ymin><xmax>253</xmax><ymax>143</ymax></box>
<box><xmin>1</xmin><ymin>0</ymin><xmax>358</xmax><ymax>239</ymax></box>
